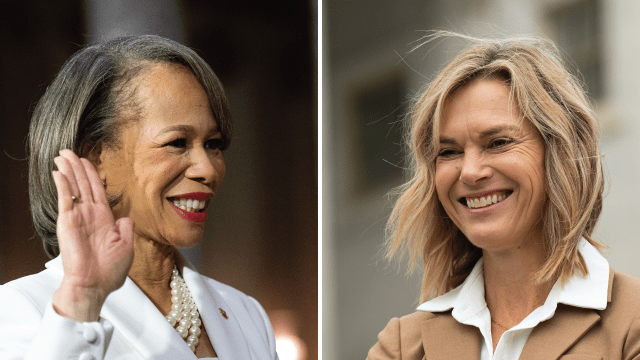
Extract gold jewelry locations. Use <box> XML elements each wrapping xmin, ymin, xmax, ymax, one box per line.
<box><xmin>71</xmin><ymin>195</ymin><xmax>80</xmax><ymax>203</ymax></box>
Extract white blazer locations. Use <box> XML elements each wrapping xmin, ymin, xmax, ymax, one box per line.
<box><xmin>0</xmin><ymin>256</ymin><xmax>279</xmax><ymax>360</ymax></box>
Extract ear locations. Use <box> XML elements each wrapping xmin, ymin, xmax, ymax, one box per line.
<box><xmin>86</xmin><ymin>143</ymin><xmax>106</xmax><ymax>183</ymax></box>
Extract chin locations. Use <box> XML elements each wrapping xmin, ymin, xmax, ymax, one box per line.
<box><xmin>463</xmin><ymin>229</ymin><xmax>511</xmax><ymax>251</ymax></box>
<box><xmin>170</xmin><ymin>239</ymin><xmax>203</xmax><ymax>250</ymax></box>
<box><xmin>165</xmin><ymin>229</ymin><xmax>205</xmax><ymax>249</ymax></box>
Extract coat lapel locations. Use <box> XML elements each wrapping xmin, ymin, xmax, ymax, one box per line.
<box><xmin>181</xmin><ymin>263</ymin><xmax>255</xmax><ymax>360</ymax></box>
<box><xmin>100</xmin><ymin>277</ymin><xmax>196</xmax><ymax>359</ymax></box>
<box><xmin>518</xmin><ymin>267</ymin><xmax>614</xmax><ymax>360</ymax></box>
<box><xmin>421</xmin><ymin>312</ymin><xmax>482</xmax><ymax>360</ymax></box>
<box><xmin>518</xmin><ymin>305</ymin><xmax>600</xmax><ymax>360</ymax></box>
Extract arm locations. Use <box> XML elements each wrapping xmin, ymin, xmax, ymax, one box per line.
<box><xmin>0</xmin><ymin>150</ymin><xmax>134</xmax><ymax>359</ymax></box>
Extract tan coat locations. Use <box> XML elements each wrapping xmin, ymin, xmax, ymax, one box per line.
<box><xmin>367</xmin><ymin>270</ymin><xmax>640</xmax><ymax>360</ymax></box>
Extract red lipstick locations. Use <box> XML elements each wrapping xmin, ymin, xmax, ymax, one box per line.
<box><xmin>167</xmin><ymin>192</ymin><xmax>212</xmax><ymax>223</ymax></box>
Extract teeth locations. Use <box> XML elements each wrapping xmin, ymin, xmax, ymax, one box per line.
<box><xmin>171</xmin><ymin>197</ymin><xmax>206</xmax><ymax>213</ymax></box>
<box><xmin>466</xmin><ymin>192</ymin><xmax>510</xmax><ymax>209</ymax></box>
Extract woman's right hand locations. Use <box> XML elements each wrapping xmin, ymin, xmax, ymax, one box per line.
<box><xmin>51</xmin><ymin>149</ymin><xmax>134</xmax><ymax>322</ymax></box>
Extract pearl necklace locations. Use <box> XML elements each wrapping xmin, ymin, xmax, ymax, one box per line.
<box><xmin>165</xmin><ymin>265</ymin><xmax>203</xmax><ymax>352</ymax></box>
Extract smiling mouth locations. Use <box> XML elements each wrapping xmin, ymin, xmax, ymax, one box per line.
<box><xmin>167</xmin><ymin>197</ymin><xmax>207</xmax><ymax>213</ymax></box>
<box><xmin>459</xmin><ymin>190</ymin><xmax>513</xmax><ymax>209</ymax></box>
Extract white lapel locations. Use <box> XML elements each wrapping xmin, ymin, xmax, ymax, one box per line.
<box><xmin>181</xmin><ymin>262</ymin><xmax>255</xmax><ymax>360</ymax></box>
<box><xmin>46</xmin><ymin>254</ymin><xmax>260</xmax><ymax>359</ymax></box>
<box><xmin>100</xmin><ymin>277</ymin><xmax>197</xmax><ymax>359</ymax></box>
<box><xmin>46</xmin><ymin>256</ymin><xmax>197</xmax><ymax>359</ymax></box>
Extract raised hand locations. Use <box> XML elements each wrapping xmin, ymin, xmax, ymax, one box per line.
<box><xmin>51</xmin><ymin>149</ymin><xmax>134</xmax><ymax>322</ymax></box>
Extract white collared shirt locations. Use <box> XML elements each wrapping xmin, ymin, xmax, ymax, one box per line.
<box><xmin>416</xmin><ymin>239</ymin><xmax>610</xmax><ymax>360</ymax></box>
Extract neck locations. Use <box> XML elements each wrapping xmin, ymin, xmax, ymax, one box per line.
<box><xmin>128</xmin><ymin>235</ymin><xmax>177</xmax><ymax>315</ymax></box>
<box><xmin>483</xmin><ymin>239</ymin><xmax>556</xmax><ymax>327</ymax></box>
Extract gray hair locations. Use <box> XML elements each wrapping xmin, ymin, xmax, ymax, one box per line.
<box><xmin>28</xmin><ymin>35</ymin><xmax>232</xmax><ymax>258</ymax></box>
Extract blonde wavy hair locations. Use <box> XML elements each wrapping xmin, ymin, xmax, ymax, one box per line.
<box><xmin>386</xmin><ymin>33</ymin><xmax>605</xmax><ymax>302</ymax></box>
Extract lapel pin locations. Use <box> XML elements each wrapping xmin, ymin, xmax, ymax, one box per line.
<box><xmin>219</xmin><ymin>308</ymin><xmax>228</xmax><ymax>319</ymax></box>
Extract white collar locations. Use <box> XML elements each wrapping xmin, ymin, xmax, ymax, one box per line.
<box><xmin>417</xmin><ymin>238</ymin><xmax>610</xmax><ymax>323</ymax></box>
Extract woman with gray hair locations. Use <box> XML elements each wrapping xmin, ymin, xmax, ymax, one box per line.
<box><xmin>368</xmin><ymin>34</ymin><xmax>640</xmax><ymax>359</ymax></box>
<box><xmin>0</xmin><ymin>35</ymin><xmax>278</xmax><ymax>359</ymax></box>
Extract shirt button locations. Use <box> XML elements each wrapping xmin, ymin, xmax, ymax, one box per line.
<box><xmin>79</xmin><ymin>353</ymin><xmax>96</xmax><ymax>360</ymax></box>
<box><xmin>82</xmin><ymin>327</ymin><xmax>98</xmax><ymax>343</ymax></box>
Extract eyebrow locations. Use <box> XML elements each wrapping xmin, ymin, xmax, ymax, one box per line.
<box><xmin>157</xmin><ymin>125</ymin><xmax>194</xmax><ymax>136</ymax></box>
<box><xmin>439</xmin><ymin>125</ymin><xmax>520</xmax><ymax>144</ymax></box>
<box><xmin>155</xmin><ymin>123</ymin><xmax>220</xmax><ymax>137</ymax></box>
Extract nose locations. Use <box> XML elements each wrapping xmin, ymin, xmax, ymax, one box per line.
<box><xmin>459</xmin><ymin>151</ymin><xmax>492</xmax><ymax>185</ymax></box>
<box><xmin>184</xmin><ymin>148</ymin><xmax>224</xmax><ymax>187</ymax></box>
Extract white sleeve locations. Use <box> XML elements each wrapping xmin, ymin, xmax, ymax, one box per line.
<box><xmin>0</xmin><ymin>285</ymin><xmax>114</xmax><ymax>360</ymax></box>
<box><xmin>249</xmin><ymin>296</ymin><xmax>279</xmax><ymax>360</ymax></box>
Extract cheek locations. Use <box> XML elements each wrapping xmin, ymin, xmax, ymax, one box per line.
<box><xmin>522</xmin><ymin>152</ymin><xmax>546</xmax><ymax>196</ymax></box>
<box><xmin>434</xmin><ymin>162</ymin><xmax>456</xmax><ymax>205</ymax></box>
<box><xmin>214</xmin><ymin>155</ymin><xmax>225</xmax><ymax>184</ymax></box>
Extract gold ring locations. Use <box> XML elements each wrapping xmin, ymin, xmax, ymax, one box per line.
<box><xmin>71</xmin><ymin>195</ymin><xmax>80</xmax><ymax>203</ymax></box>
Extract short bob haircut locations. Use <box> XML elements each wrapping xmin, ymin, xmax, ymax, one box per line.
<box><xmin>385</xmin><ymin>33</ymin><xmax>605</xmax><ymax>302</ymax></box>
<box><xmin>29</xmin><ymin>35</ymin><xmax>232</xmax><ymax>259</ymax></box>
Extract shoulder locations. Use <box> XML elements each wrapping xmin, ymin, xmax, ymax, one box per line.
<box><xmin>378</xmin><ymin>311</ymin><xmax>436</xmax><ymax>339</ymax></box>
<box><xmin>611</xmin><ymin>270</ymin><xmax>640</xmax><ymax>304</ymax></box>
<box><xmin>605</xmin><ymin>270</ymin><xmax>640</xmax><ymax>320</ymax></box>
<box><xmin>0</xmin><ymin>268</ymin><xmax>63</xmax><ymax>356</ymax></box>
<box><xmin>366</xmin><ymin>312</ymin><xmax>435</xmax><ymax>360</ymax></box>
<box><xmin>395</xmin><ymin>311</ymin><xmax>436</xmax><ymax>336</ymax></box>
<box><xmin>0</xmin><ymin>267</ymin><xmax>61</xmax><ymax>313</ymax></box>
<box><xmin>596</xmin><ymin>270</ymin><xmax>640</xmax><ymax>357</ymax></box>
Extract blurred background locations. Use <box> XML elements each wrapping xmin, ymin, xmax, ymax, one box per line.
<box><xmin>0</xmin><ymin>1</ymin><xmax>317</xmax><ymax>359</ymax></box>
<box><xmin>324</xmin><ymin>0</ymin><xmax>640</xmax><ymax>358</ymax></box>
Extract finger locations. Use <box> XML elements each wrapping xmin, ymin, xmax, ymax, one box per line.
<box><xmin>52</xmin><ymin>171</ymin><xmax>74</xmax><ymax>212</ymax></box>
<box><xmin>81</xmin><ymin>158</ymin><xmax>108</xmax><ymax>205</ymax></box>
<box><xmin>54</xmin><ymin>156</ymin><xmax>80</xmax><ymax>201</ymax></box>
<box><xmin>60</xmin><ymin>149</ymin><xmax>94</xmax><ymax>203</ymax></box>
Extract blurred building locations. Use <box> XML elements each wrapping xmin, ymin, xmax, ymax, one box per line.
<box><xmin>324</xmin><ymin>0</ymin><xmax>640</xmax><ymax>358</ymax></box>
<box><xmin>0</xmin><ymin>1</ymin><xmax>317</xmax><ymax>359</ymax></box>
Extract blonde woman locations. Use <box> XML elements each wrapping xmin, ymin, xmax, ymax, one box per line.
<box><xmin>367</xmin><ymin>35</ymin><xmax>640</xmax><ymax>359</ymax></box>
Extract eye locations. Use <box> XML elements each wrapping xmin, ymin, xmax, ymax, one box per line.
<box><xmin>165</xmin><ymin>138</ymin><xmax>187</xmax><ymax>148</ymax></box>
<box><xmin>205</xmin><ymin>138</ymin><xmax>225</xmax><ymax>150</ymax></box>
<box><xmin>488</xmin><ymin>138</ymin><xmax>513</xmax><ymax>149</ymax></box>
<box><xmin>437</xmin><ymin>148</ymin><xmax>461</xmax><ymax>158</ymax></box>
